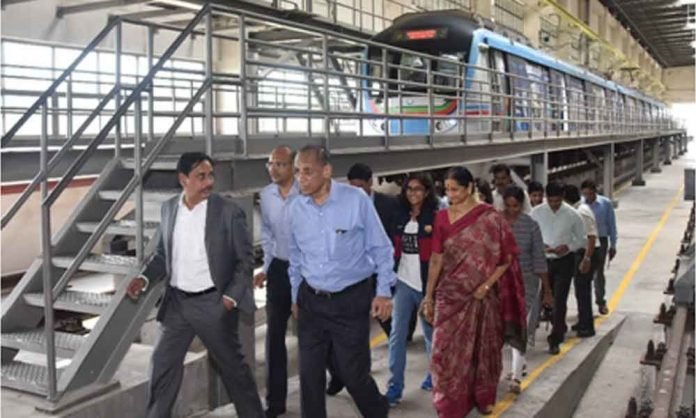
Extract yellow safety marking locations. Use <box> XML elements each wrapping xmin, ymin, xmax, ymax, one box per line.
<box><xmin>370</xmin><ymin>331</ymin><xmax>388</xmax><ymax>348</ymax></box>
<box><xmin>491</xmin><ymin>186</ymin><xmax>683</xmax><ymax>417</ymax></box>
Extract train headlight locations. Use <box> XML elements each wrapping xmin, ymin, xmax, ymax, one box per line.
<box><xmin>435</xmin><ymin>119</ymin><xmax>456</xmax><ymax>132</ymax></box>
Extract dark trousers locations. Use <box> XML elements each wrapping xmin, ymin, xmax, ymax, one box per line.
<box><xmin>594</xmin><ymin>237</ymin><xmax>609</xmax><ymax>306</ymax></box>
<box><xmin>147</xmin><ymin>288</ymin><xmax>263</xmax><ymax>418</ymax></box>
<box><xmin>297</xmin><ymin>279</ymin><xmax>389</xmax><ymax>418</ymax></box>
<box><xmin>265</xmin><ymin>258</ymin><xmax>292</xmax><ymax>413</ymax></box>
<box><xmin>574</xmin><ymin>249</ymin><xmax>599</xmax><ymax>332</ymax></box>
<box><xmin>547</xmin><ymin>254</ymin><xmax>576</xmax><ymax>346</ymax></box>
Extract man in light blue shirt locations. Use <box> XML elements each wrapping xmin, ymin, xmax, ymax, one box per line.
<box><xmin>253</xmin><ymin>145</ymin><xmax>299</xmax><ymax>418</ymax></box>
<box><xmin>288</xmin><ymin>145</ymin><xmax>394</xmax><ymax>418</ymax></box>
<box><xmin>581</xmin><ymin>180</ymin><xmax>618</xmax><ymax>315</ymax></box>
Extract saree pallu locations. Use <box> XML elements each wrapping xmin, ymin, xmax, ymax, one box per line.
<box><xmin>431</xmin><ymin>204</ymin><xmax>526</xmax><ymax>418</ymax></box>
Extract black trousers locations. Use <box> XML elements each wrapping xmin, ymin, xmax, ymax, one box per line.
<box><xmin>265</xmin><ymin>258</ymin><xmax>292</xmax><ymax>413</ymax></box>
<box><xmin>147</xmin><ymin>289</ymin><xmax>263</xmax><ymax>418</ymax></box>
<box><xmin>547</xmin><ymin>254</ymin><xmax>576</xmax><ymax>346</ymax></box>
<box><xmin>297</xmin><ymin>279</ymin><xmax>388</xmax><ymax>418</ymax></box>
<box><xmin>594</xmin><ymin>237</ymin><xmax>609</xmax><ymax>306</ymax></box>
<box><xmin>574</xmin><ymin>249</ymin><xmax>599</xmax><ymax>332</ymax></box>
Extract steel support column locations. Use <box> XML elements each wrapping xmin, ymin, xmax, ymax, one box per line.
<box><xmin>664</xmin><ymin>136</ymin><xmax>673</xmax><ymax>165</ymax></box>
<box><xmin>651</xmin><ymin>138</ymin><xmax>662</xmax><ymax>173</ymax></box>
<box><xmin>632</xmin><ymin>139</ymin><xmax>646</xmax><ymax>186</ymax></box>
<box><xmin>603</xmin><ymin>143</ymin><xmax>615</xmax><ymax>200</ymax></box>
<box><xmin>531</xmin><ymin>152</ymin><xmax>548</xmax><ymax>185</ymax></box>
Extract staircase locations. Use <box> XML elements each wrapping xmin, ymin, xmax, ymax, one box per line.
<box><xmin>0</xmin><ymin>5</ymin><xmax>214</xmax><ymax>408</ymax></box>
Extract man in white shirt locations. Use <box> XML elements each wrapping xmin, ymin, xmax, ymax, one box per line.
<box><xmin>126</xmin><ymin>152</ymin><xmax>263</xmax><ymax>418</ymax></box>
<box><xmin>565</xmin><ymin>184</ymin><xmax>600</xmax><ymax>338</ymax></box>
<box><xmin>491</xmin><ymin>164</ymin><xmax>532</xmax><ymax>213</ymax></box>
<box><xmin>531</xmin><ymin>181</ymin><xmax>586</xmax><ymax>355</ymax></box>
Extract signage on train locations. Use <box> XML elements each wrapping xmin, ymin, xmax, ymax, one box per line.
<box><xmin>396</xmin><ymin>28</ymin><xmax>448</xmax><ymax>41</ymax></box>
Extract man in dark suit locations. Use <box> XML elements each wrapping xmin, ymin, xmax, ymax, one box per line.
<box><xmin>126</xmin><ymin>152</ymin><xmax>263</xmax><ymax>418</ymax></box>
<box><xmin>347</xmin><ymin>163</ymin><xmax>398</xmax><ymax>238</ymax></box>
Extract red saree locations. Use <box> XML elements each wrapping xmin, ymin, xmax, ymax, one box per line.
<box><xmin>430</xmin><ymin>204</ymin><xmax>527</xmax><ymax>418</ymax></box>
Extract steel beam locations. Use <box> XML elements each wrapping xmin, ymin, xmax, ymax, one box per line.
<box><xmin>56</xmin><ymin>0</ymin><xmax>152</xmax><ymax>17</ymax></box>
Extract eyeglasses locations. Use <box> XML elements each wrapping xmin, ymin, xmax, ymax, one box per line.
<box><xmin>266</xmin><ymin>161</ymin><xmax>290</xmax><ymax>169</ymax></box>
<box><xmin>406</xmin><ymin>186</ymin><xmax>426</xmax><ymax>193</ymax></box>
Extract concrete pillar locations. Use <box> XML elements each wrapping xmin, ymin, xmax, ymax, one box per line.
<box><xmin>531</xmin><ymin>152</ymin><xmax>549</xmax><ymax>185</ymax></box>
<box><xmin>522</xmin><ymin>1</ymin><xmax>542</xmax><ymax>48</ymax></box>
<box><xmin>650</xmin><ymin>138</ymin><xmax>662</xmax><ymax>173</ymax></box>
<box><xmin>603</xmin><ymin>143</ymin><xmax>615</xmax><ymax>200</ymax></box>
<box><xmin>632</xmin><ymin>139</ymin><xmax>645</xmax><ymax>186</ymax></box>
<box><xmin>664</xmin><ymin>136</ymin><xmax>673</xmax><ymax>165</ymax></box>
<box><xmin>472</xmin><ymin>0</ymin><xmax>493</xmax><ymax>19</ymax></box>
<box><xmin>673</xmin><ymin>136</ymin><xmax>681</xmax><ymax>160</ymax></box>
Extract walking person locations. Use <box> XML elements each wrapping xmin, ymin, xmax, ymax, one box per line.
<box><xmin>254</xmin><ymin>146</ymin><xmax>299</xmax><ymax>417</ymax></box>
<box><xmin>289</xmin><ymin>145</ymin><xmax>394</xmax><ymax>418</ymax></box>
<box><xmin>384</xmin><ymin>173</ymin><xmax>437</xmax><ymax>407</ymax></box>
<box><xmin>531</xmin><ymin>181</ymin><xmax>586</xmax><ymax>354</ymax></box>
<box><xmin>490</xmin><ymin>164</ymin><xmax>532</xmax><ymax>213</ymax></box>
<box><xmin>565</xmin><ymin>184</ymin><xmax>599</xmax><ymax>337</ymax></box>
<box><xmin>528</xmin><ymin>181</ymin><xmax>544</xmax><ymax>207</ymax></box>
<box><xmin>421</xmin><ymin>166</ymin><xmax>527</xmax><ymax>417</ymax></box>
<box><xmin>502</xmin><ymin>185</ymin><xmax>553</xmax><ymax>394</ymax></box>
<box><xmin>581</xmin><ymin>180</ymin><xmax>617</xmax><ymax>315</ymax></box>
<box><xmin>126</xmin><ymin>152</ymin><xmax>263</xmax><ymax>418</ymax></box>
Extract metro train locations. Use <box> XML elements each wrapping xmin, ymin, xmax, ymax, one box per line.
<box><xmin>362</xmin><ymin>10</ymin><xmax>667</xmax><ymax>136</ymax></box>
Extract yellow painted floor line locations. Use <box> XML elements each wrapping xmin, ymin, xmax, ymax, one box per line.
<box><xmin>370</xmin><ymin>331</ymin><xmax>387</xmax><ymax>348</ymax></box>
<box><xmin>491</xmin><ymin>186</ymin><xmax>684</xmax><ymax>417</ymax></box>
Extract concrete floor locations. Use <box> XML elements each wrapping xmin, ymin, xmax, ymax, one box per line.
<box><xmin>196</xmin><ymin>146</ymin><xmax>695</xmax><ymax>418</ymax></box>
<box><xmin>2</xmin><ymin>146</ymin><xmax>692</xmax><ymax>418</ymax></box>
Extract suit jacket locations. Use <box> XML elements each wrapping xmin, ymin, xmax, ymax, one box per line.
<box><xmin>373</xmin><ymin>191</ymin><xmax>398</xmax><ymax>238</ymax></box>
<box><xmin>142</xmin><ymin>192</ymin><xmax>255</xmax><ymax>320</ymax></box>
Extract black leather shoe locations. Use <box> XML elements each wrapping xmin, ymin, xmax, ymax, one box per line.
<box><xmin>576</xmin><ymin>329</ymin><xmax>596</xmax><ymax>338</ymax></box>
<box><xmin>598</xmin><ymin>305</ymin><xmax>609</xmax><ymax>315</ymax></box>
<box><xmin>326</xmin><ymin>379</ymin><xmax>345</xmax><ymax>396</ymax></box>
<box><xmin>265</xmin><ymin>407</ymin><xmax>285</xmax><ymax>418</ymax></box>
<box><xmin>571</xmin><ymin>323</ymin><xmax>580</xmax><ymax>332</ymax></box>
<box><xmin>549</xmin><ymin>344</ymin><xmax>560</xmax><ymax>355</ymax></box>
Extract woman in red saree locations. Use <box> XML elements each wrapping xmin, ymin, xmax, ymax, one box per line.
<box><xmin>421</xmin><ymin>166</ymin><xmax>527</xmax><ymax>417</ymax></box>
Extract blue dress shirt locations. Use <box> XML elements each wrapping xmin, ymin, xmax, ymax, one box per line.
<box><xmin>584</xmin><ymin>194</ymin><xmax>618</xmax><ymax>248</ymax></box>
<box><xmin>259</xmin><ymin>181</ymin><xmax>300</xmax><ymax>273</ymax></box>
<box><xmin>288</xmin><ymin>180</ymin><xmax>396</xmax><ymax>304</ymax></box>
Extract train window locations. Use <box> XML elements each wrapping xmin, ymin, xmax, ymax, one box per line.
<box><xmin>433</xmin><ymin>54</ymin><xmax>462</xmax><ymax>95</ymax></box>
<box><xmin>506</xmin><ymin>55</ymin><xmax>530</xmax><ymax>132</ymax></box>
<box><xmin>590</xmin><ymin>84</ymin><xmax>606</xmax><ymax>129</ymax></box>
<box><xmin>399</xmin><ymin>54</ymin><xmax>428</xmax><ymax>87</ymax></box>
<box><xmin>525</xmin><ymin>61</ymin><xmax>548</xmax><ymax>133</ymax></box>
<box><xmin>566</xmin><ymin>75</ymin><xmax>585</xmax><ymax>131</ymax></box>
<box><xmin>549</xmin><ymin>70</ymin><xmax>567</xmax><ymax>132</ymax></box>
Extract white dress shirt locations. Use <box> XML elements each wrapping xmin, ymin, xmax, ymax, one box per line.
<box><xmin>170</xmin><ymin>195</ymin><xmax>215</xmax><ymax>292</ymax></box>
<box><xmin>574</xmin><ymin>202</ymin><xmax>601</xmax><ymax>248</ymax></box>
<box><xmin>493</xmin><ymin>187</ymin><xmax>532</xmax><ymax>213</ymax></box>
<box><xmin>531</xmin><ymin>202</ymin><xmax>587</xmax><ymax>259</ymax></box>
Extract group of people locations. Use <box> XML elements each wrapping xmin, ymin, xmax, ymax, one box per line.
<box><xmin>126</xmin><ymin>147</ymin><xmax>617</xmax><ymax>418</ymax></box>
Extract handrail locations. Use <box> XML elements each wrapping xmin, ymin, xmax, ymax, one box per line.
<box><xmin>1</xmin><ymin>18</ymin><xmax>121</xmax><ymax>147</ymax></box>
<box><xmin>48</xmin><ymin>4</ymin><xmax>212</xmax><ymax>300</ymax></box>
<box><xmin>1</xmin><ymin>86</ymin><xmax>118</xmax><ymax>229</ymax></box>
<box><xmin>51</xmin><ymin>80</ymin><xmax>211</xmax><ymax>300</ymax></box>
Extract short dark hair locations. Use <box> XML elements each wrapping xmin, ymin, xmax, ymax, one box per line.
<box><xmin>545</xmin><ymin>181</ymin><xmax>565</xmax><ymax>198</ymax></box>
<box><xmin>298</xmin><ymin>144</ymin><xmax>331</xmax><ymax>166</ymax></box>
<box><xmin>400</xmin><ymin>172</ymin><xmax>439</xmax><ymax>212</ymax></box>
<box><xmin>528</xmin><ymin>181</ymin><xmax>544</xmax><ymax>194</ymax></box>
<box><xmin>347</xmin><ymin>163</ymin><xmax>373</xmax><ymax>181</ymax></box>
<box><xmin>564</xmin><ymin>184</ymin><xmax>581</xmax><ymax>204</ymax></box>
<box><xmin>475</xmin><ymin>178</ymin><xmax>493</xmax><ymax>204</ymax></box>
<box><xmin>177</xmin><ymin>152</ymin><xmax>213</xmax><ymax>176</ymax></box>
<box><xmin>580</xmin><ymin>179</ymin><xmax>598</xmax><ymax>191</ymax></box>
<box><xmin>446</xmin><ymin>166</ymin><xmax>474</xmax><ymax>187</ymax></box>
<box><xmin>490</xmin><ymin>163</ymin><xmax>511</xmax><ymax>176</ymax></box>
<box><xmin>503</xmin><ymin>185</ymin><xmax>525</xmax><ymax>204</ymax></box>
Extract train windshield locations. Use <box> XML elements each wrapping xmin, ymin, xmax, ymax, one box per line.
<box><xmin>367</xmin><ymin>49</ymin><xmax>464</xmax><ymax>100</ymax></box>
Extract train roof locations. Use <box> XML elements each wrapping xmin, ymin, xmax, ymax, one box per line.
<box><xmin>373</xmin><ymin>11</ymin><xmax>665</xmax><ymax>108</ymax></box>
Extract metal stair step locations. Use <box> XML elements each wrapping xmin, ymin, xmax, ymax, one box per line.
<box><xmin>2</xmin><ymin>329</ymin><xmax>85</xmax><ymax>358</ymax></box>
<box><xmin>1</xmin><ymin>361</ymin><xmax>58</xmax><ymax>396</ymax></box>
<box><xmin>98</xmin><ymin>189</ymin><xmax>178</xmax><ymax>204</ymax></box>
<box><xmin>76</xmin><ymin>220</ymin><xmax>159</xmax><ymax>236</ymax></box>
<box><xmin>121</xmin><ymin>158</ymin><xmax>178</xmax><ymax>171</ymax></box>
<box><xmin>24</xmin><ymin>290</ymin><xmax>113</xmax><ymax>315</ymax></box>
<box><xmin>52</xmin><ymin>254</ymin><xmax>137</xmax><ymax>275</ymax></box>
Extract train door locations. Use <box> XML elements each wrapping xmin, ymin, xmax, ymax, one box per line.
<box><xmin>488</xmin><ymin>49</ymin><xmax>508</xmax><ymax>133</ymax></box>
